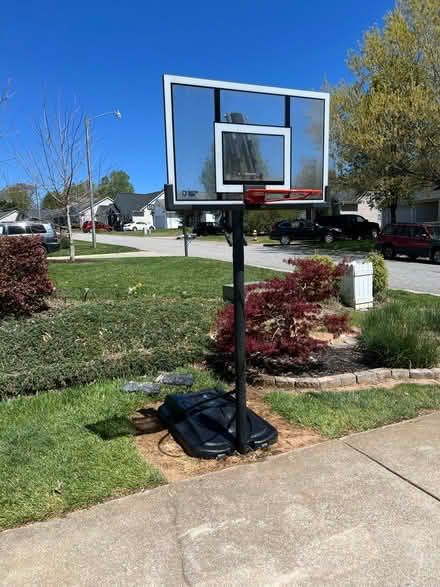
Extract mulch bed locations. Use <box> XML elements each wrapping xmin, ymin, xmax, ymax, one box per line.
<box><xmin>209</xmin><ymin>344</ymin><xmax>374</xmax><ymax>381</ymax></box>
<box><xmin>248</xmin><ymin>345</ymin><xmax>374</xmax><ymax>379</ymax></box>
<box><xmin>133</xmin><ymin>387</ymin><xmax>324</xmax><ymax>483</ymax></box>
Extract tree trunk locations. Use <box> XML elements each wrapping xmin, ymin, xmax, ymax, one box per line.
<box><xmin>66</xmin><ymin>204</ymin><xmax>75</xmax><ymax>262</ymax></box>
<box><xmin>390</xmin><ymin>200</ymin><xmax>398</xmax><ymax>224</ymax></box>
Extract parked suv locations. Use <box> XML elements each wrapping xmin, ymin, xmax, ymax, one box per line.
<box><xmin>270</xmin><ymin>219</ymin><xmax>342</xmax><ymax>245</ymax></box>
<box><xmin>0</xmin><ymin>221</ymin><xmax>59</xmax><ymax>253</ymax></box>
<box><xmin>376</xmin><ymin>223</ymin><xmax>440</xmax><ymax>264</ymax></box>
<box><xmin>317</xmin><ymin>214</ymin><xmax>380</xmax><ymax>240</ymax></box>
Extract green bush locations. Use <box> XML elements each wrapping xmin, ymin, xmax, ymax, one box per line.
<box><xmin>310</xmin><ymin>254</ymin><xmax>335</xmax><ymax>267</ymax></box>
<box><xmin>360</xmin><ymin>302</ymin><xmax>440</xmax><ymax>368</ymax></box>
<box><xmin>0</xmin><ymin>297</ymin><xmax>216</xmax><ymax>399</ymax></box>
<box><xmin>366</xmin><ymin>252</ymin><xmax>388</xmax><ymax>298</ymax></box>
<box><xmin>246</xmin><ymin>209</ymin><xmax>295</xmax><ymax>234</ymax></box>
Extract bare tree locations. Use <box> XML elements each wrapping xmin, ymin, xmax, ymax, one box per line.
<box><xmin>0</xmin><ymin>81</ymin><xmax>14</xmax><ymax>172</ymax></box>
<box><xmin>18</xmin><ymin>98</ymin><xmax>85</xmax><ymax>261</ymax></box>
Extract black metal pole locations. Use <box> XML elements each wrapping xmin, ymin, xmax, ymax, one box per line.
<box><xmin>183</xmin><ymin>212</ymin><xmax>189</xmax><ymax>257</ymax></box>
<box><xmin>232</xmin><ymin>208</ymin><xmax>248</xmax><ymax>454</ymax></box>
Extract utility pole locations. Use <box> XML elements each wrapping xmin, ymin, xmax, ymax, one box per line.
<box><xmin>84</xmin><ymin>115</ymin><xmax>96</xmax><ymax>248</ymax></box>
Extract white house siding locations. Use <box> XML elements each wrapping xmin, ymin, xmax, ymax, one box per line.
<box><xmin>79</xmin><ymin>197</ymin><xmax>113</xmax><ymax>225</ymax></box>
<box><xmin>150</xmin><ymin>193</ymin><xmax>181</xmax><ymax>229</ymax></box>
<box><xmin>132</xmin><ymin>208</ymin><xmax>154</xmax><ymax>225</ymax></box>
<box><xmin>357</xmin><ymin>200</ymin><xmax>381</xmax><ymax>224</ymax></box>
<box><xmin>153</xmin><ymin>206</ymin><xmax>180</xmax><ymax>229</ymax></box>
<box><xmin>340</xmin><ymin>200</ymin><xmax>381</xmax><ymax>224</ymax></box>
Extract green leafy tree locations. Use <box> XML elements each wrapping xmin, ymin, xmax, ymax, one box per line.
<box><xmin>246</xmin><ymin>209</ymin><xmax>296</xmax><ymax>234</ymax></box>
<box><xmin>0</xmin><ymin>184</ymin><xmax>33</xmax><ymax>212</ymax></box>
<box><xmin>96</xmin><ymin>170</ymin><xmax>134</xmax><ymax>199</ymax></box>
<box><xmin>43</xmin><ymin>181</ymin><xmax>88</xmax><ymax>209</ymax></box>
<box><xmin>330</xmin><ymin>1</ymin><xmax>440</xmax><ymax>221</ymax></box>
<box><xmin>42</xmin><ymin>191</ymin><xmax>60</xmax><ymax>209</ymax></box>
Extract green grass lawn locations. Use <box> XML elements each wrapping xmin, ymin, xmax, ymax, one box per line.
<box><xmin>0</xmin><ymin>368</ymin><xmax>223</xmax><ymax>530</ymax></box>
<box><xmin>49</xmin><ymin>256</ymin><xmax>282</xmax><ymax>300</ymax></box>
<box><xmin>49</xmin><ymin>239</ymin><xmax>139</xmax><ymax>257</ymax></box>
<box><xmin>265</xmin><ymin>384</ymin><xmax>440</xmax><ymax>438</ymax></box>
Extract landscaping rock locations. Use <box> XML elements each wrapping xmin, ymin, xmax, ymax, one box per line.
<box><xmin>295</xmin><ymin>377</ymin><xmax>321</xmax><ymax>390</ymax></box>
<box><xmin>391</xmin><ymin>369</ymin><xmax>410</xmax><ymax>379</ymax></box>
<box><xmin>369</xmin><ymin>368</ymin><xmax>392</xmax><ymax>381</ymax></box>
<box><xmin>339</xmin><ymin>373</ymin><xmax>357</xmax><ymax>387</ymax></box>
<box><xmin>354</xmin><ymin>371</ymin><xmax>377</xmax><ymax>385</ymax></box>
<box><xmin>430</xmin><ymin>368</ymin><xmax>440</xmax><ymax>380</ymax></box>
<box><xmin>121</xmin><ymin>381</ymin><xmax>141</xmax><ymax>393</ymax></box>
<box><xmin>138</xmin><ymin>383</ymin><xmax>162</xmax><ymax>396</ymax></box>
<box><xmin>156</xmin><ymin>373</ymin><xmax>194</xmax><ymax>386</ymax></box>
<box><xmin>319</xmin><ymin>375</ymin><xmax>342</xmax><ymax>390</ymax></box>
<box><xmin>275</xmin><ymin>376</ymin><xmax>296</xmax><ymax>388</ymax></box>
<box><xmin>254</xmin><ymin>375</ymin><xmax>276</xmax><ymax>386</ymax></box>
<box><xmin>410</xmin><ymin>369</ymin><xmax>435</xmax><ymax>380</ymax></box>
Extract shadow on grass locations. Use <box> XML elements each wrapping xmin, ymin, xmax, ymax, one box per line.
<box><xmin>87</xmin><ymin>409</ymin><xmax>166</xmax><ymax>440</ymax></box>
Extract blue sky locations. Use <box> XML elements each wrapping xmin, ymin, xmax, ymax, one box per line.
<box><xmin>1</xmin><ymin>0</ymin><xmax>394</xmax><ymax>195</ymax></box>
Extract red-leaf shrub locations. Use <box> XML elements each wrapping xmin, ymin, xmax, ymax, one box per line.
<box><xmin>323</xmin><ymin>313</ymin><xmax>351</xmax><ymax>337</ymax></box>
<box><xmin>216</xmin><ymin>258</ymin><xmax>349</xmax><ymax>365</ymax></box>
<box><xmin>0</xmin><ymin>236</ymin><xmax>54</xmax><ymax>317</ymax></box>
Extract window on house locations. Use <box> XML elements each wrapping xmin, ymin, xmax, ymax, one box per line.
<box><xmin>341</xmin><ymin>204</ymin><xmax>358</xmax><ymax>212</ymax></box>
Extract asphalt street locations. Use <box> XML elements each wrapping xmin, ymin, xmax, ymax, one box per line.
<box><xmin>74</xmin><ymin>233</ymin><xmax>440</xmax><ymax>295</ymax></box>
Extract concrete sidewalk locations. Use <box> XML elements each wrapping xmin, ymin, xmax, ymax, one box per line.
<box><xmin>3</xmin><ymin>413</ymin><xmax>440</xmax><ymax>586</ymax></box>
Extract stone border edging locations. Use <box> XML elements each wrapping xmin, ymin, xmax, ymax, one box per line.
<box><xmin>255</xmin><ymin>368</ymin><xmax>440</xmax><ymax>391</ymax></box>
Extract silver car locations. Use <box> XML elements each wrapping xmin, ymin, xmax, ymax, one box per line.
<box><xmin>0</xmin><ymin>221</ymin><xmax>60</xmax><ymax>253</ymax></box>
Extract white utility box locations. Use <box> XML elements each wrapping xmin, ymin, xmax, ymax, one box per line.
<box><xmin>340</xmin><ymin>261</ymin><xmax>373</xmax><ymax>310</ymax></box>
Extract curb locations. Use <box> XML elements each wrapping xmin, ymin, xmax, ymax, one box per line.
<box><xmin>47</xmin><ymin>252</ymin><xmax>160</xmax><ymax>263</ymax></box>
<box><xmin>255</xmin><ymin>367</ymin><xmax>440</xmax><ymax>392</ymax></box>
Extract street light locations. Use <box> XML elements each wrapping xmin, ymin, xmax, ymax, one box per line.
<box><xmin>84</xmin><ymin>110</ymin><xmax>122</xmax><ymax>248</ymax></box>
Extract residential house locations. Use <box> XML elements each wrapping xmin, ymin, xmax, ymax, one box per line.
<box><xmin>381</xmin><ymin>188</ymin><xmax>440</xmax><ymax>225</ymax></box>
<box><xmin>0</xmin><ymin>209</ymin><xmax>20</xmax><ymax>222</ymax></box>
<box><xmin>79</xmin><ymin>197</ymin><xmax>114</xmax><ymax>227</ymax></box>
<box><xmin>108</xmin><ymin>191</ymin><xmax>180</xmax><ymax>230</ymax></box>
<box><xmin>329</xmin><ymin>187</ymin><xmax>440</xmax><ymax>227</ymax></box>
<box><xmin>328</xmin><ymin>191</ymin><xmax>382</xmax><ymax>225</ymax></box>
<box><xmin>40</xmin><ymin>206</ymin><xmax>82</xmax><ymax>227</ymax></box>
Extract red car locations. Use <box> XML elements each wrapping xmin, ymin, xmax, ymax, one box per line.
<box><xmin>82</xmin><ymin>221</ymin><xmax>112</xmax><ymax>233</ymax></box>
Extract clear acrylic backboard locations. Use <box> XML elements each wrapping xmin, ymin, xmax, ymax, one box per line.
<box><xmin>163</xmin><ymin>75</ymin><xmax>329</xmax><ymax>209</ymax></box>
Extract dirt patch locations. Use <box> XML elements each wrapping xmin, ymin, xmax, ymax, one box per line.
<box><xmin>133</xmin><ymin>387</ymin><xmax>323</xmax><ymax>482</ymax></box>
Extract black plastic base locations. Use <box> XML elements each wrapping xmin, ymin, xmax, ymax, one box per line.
<box><xmin>158</xmin><ymin>389</ymin><xmax>278</xmax><ymax>459</ymax></box>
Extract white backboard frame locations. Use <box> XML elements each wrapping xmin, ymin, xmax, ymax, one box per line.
<box><xmin>163</xmin><ymin>74</ymin><xmax>330</xmax><ymax>209</ymax></box>
<box><xmin>214</xmin><ymin>123</ymin><xmax>291</xmax><ymax>193</ymax></box>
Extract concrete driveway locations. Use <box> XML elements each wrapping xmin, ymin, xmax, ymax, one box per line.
<box><xmin>73</xmin><ymin>233</ymin><xmax>440</xmax><ymax>295</ymax></box>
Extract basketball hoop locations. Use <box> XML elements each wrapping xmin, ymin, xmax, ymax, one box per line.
<box><xmin>245</xmin><ymin>188</ymin><xmax>323</xmax><ymax>207</ymax></box>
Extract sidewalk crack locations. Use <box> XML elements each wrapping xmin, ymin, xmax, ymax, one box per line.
<box><xmin>343</xmin><ymin>440</ymin><xmax>440</xmax><ymax>503</ymax></box>
<box><xmin>167</xmin><ymin>488</ymin><xmax>192</xmax><ymax>586</ymax></box>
